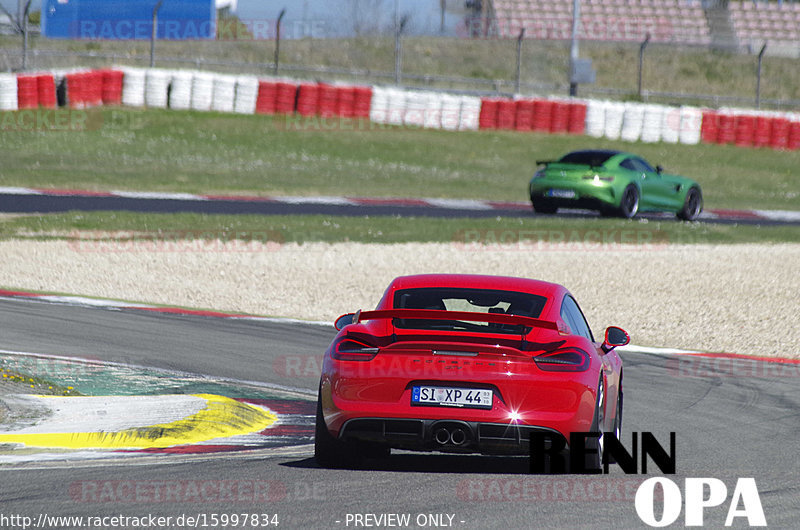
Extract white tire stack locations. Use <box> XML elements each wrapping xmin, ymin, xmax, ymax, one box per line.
<box><xmin>145</xmin><ymin>69</ymin><xmax>171</xmax><ymax>109</ymax></box>
<box><xmin>0</xmin><ymin>74</ymin><xmax>18</xmax><ymax>110</ymax></box>
<box><xmin>641</xmin><ymin>104</ymin><xmax>665</xmax><ymax>143</ymax></box>
<box><xmin>603</xmin><ymin>101</ymin><xmax>626</xmax><ymax>140</ymax></box>
<box><xmin>458</xmin><ymin>95</ymin><xmax>482</xmax><ymax>131</ymax></box>
<box><xmin>369</xmin><ymin>86</ymin><xmax>390</xmax><ymax>124</ymax></box>
<box><xmin>190</xmin><ymin>71</ymin><xmax>214</xmax><ymax>111</ymax></box>
<box><xmin>211</xmin><ymin>74</ymin><xmax>236</xmax><ymax>113</ymax></box>
<box><xmin>385</xmin><ymin>88</ymin><xmax>407</xmax><ymax>126</ymax></box>
<box><xmin>234</xmin><ymin>75</ymin><xmax>259</xmax><ymax>115</ymax></box>
<box><xmin>620</xmin><ymin>102</ymin><xmax>645</xmax><ymax>142</ymax></box>
<box><xmin>678</xmin><ymin>106</ymin><xmax>703</xmax><ymax>145</ymax></box>
<box><xmin>121</xmin><ymin>67</ymin><xmax>146</xmax><ymax>107</ymax></box>
<box><xmin>584</xmin><ymin>100</ymin><xmax>607</xmax><ymax>138</ymax></box>
<box><xmin>169</xmin><ymin>70</ymin><xmax>194</xmax><ymax>110</ymax></box>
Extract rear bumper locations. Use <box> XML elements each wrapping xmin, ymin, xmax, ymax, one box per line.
<box><xmin>340</xmin><ymin>417</ymin><xmax>565</xmax><ymax>455</ymax></box>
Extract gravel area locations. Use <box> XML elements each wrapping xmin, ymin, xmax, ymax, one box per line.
<box><xmin>1</xmin><ymin>239</ymin><xmax>798</xmax><ymax>359</ymax></box>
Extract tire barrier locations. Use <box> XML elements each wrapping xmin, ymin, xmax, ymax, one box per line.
<box><xmin>190</xmin><ymin>71</ymin><xmax>214</xmax><ymax>112</ymax></box>
<box><xmin>168</xmin><ymin>70</ymin><xmax>194</xmax><ymax>111</ymax></box>
<box><xmin>144</xmin><ymin>69</ymin><xmax>171</xmax><ymax>109</ymax></box>
<box><xmin>16</xmin><ymin>75</ymin><xmax>39</xmax><ymax>109</ymax></box>
<box><xmin>211</xmin><ymin>74</ymin><xmax>237</xmax><ymax>113</ymax></box>
<box><xmin>6</xmin><ymin>65</ymin><xmax>797</xmax><ymax>152</ymax></box>
<box><xmin>0</xmin><ymin>73</ymin><xmax>17</xmax><ymax>110</ymax></box>
<box><xmin>233</xmin><ymin>76</ymin><xmax>259</xmax><ymax>115</ymax></box>
<box><xmin>100</xmin><ymin>70</ymin><xmax>123</xmax><ymax>106</ymax></box>
<box><xmin>121</xmin><ymin>67</ymin><xmax>146</xmax><ymax>108</ymax></box>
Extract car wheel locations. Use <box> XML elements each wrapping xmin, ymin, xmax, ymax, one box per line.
<box><xmin>677</xmin><ymin>187</ymin><xmax>703</xmax><ymax>221</ymax></box>
<box><xmin>314</xmin><ymin>394</ymin><xmax>358</xmax><ymax>468</ymax></box>
<box><xmin>617</xmin><ymin>185</ymin><xmax>639</xmax><ymax>219</ymax></box>
<box><xmin>531</xmin><ymin>199</ymin><xmax>558</xmax><ymax>214</ymax></box>
<box><xmin>585</xmin><ymin>376</ymin><xmax>606</xmax><ymax>472</ymax></box>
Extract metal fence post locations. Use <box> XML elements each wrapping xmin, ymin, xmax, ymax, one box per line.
<box><xmin>274</xmin><ymin>9</ymin><xmax>286</xmax><ymax>76</ymax></box>
<box><xmin>21</xmin><ymin>0</ymin><xmax>33</xmax><ymax>70</ymax></box>
<box><xmin>150</xmin><ymin>0</ymin><xmax>163</xmax><ymax>68</ymax></box>
<box><xmin>395</xmin><ymin>15</ymin><xmax>407</xmax><ymax>84</ymax></box>
<box><xmin>756</xmin><ymin>42</ymin><xmax>767</xmax><ymax>109</ymax></box>
<box><xmin>515</xmin><ymin>28</ymin><xmax>525</xmax><ymax>94</ymax></box>
<box><xmin>638</xmin><ymin>33</ymin><xmax>651</xmax><ymax>99</ymax></box>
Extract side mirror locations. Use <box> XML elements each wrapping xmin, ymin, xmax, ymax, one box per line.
<box><xmin>334</xmin><ymin>313</ymin><xmax>357</xmax><ymax>331</ymax></box>
<box><xmin>656</xmin><ymin>165</ymin><xmax>663</xmax><ymax>174</ymax></box>
<box><xmin>602</xmin><ymin>326</ymin><xmax>630</xmax><ymax>353</ymax></box>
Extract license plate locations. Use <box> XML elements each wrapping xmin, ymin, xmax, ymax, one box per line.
<box><xmin>411</xmin><ymin>386</ymin><xmax>493</xmax><ymax>409</ymax></box>
<box><xmin>547</xmin><ymin>188</ymin><xmax>576</xmax><ymax>199</ymax></box>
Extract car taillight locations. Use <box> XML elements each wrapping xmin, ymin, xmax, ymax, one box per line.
<box><xmin>331</xmin><ymin>338</ymin><xmax>379</xmax><ymax>361</ymax></box>
<box><xmin>534</xmin><ymin>348</ymin><xmax>590</xmax><ymax>372</ymax></box>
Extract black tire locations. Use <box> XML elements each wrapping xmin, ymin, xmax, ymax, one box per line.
<box><xmin>314</xmin><ymin>394</ymin><xmax>358</xmax><ymax>468</ymax></box>
<box><xmin>531</xmin><ymin>199</ymin><xmax>558</xmax><ymax>214</ymax></box>
<box><xmin>584</xmin><ymin>376</ymin><xmax>606</xmax><ymax>472</ymax></box>
<box><xmin>617</xmin><ymin>185</ymin><xmax>640</xmax><ymax>219</ymax></box>
<box><xmin>677</xmin><ymin>187</ymin><xmax>703</xmax><ymax>221</ymax></box>
<box><xmin>606</xmin><ymin>386</ymin><xmax>623</xmax><ymax>465</ymax></box>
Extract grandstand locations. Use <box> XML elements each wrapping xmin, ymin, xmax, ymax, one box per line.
<box><xmin>489</xmin><ymin>0</ymin><xmax>711</xmax><ymax>45</ymax></box>
<box><xmin>729</xmin><ymin>1</ymin><xmax>800</xmax><ymax>50</ymax></box>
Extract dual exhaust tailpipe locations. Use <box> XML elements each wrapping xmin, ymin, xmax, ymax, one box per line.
<box><xmin>433</xmin><ymin>424</ymin><xmax>469</xmax><ymax>446</ymax></box>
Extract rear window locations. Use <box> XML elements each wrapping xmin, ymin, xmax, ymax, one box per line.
<box><xmin>392</xmin><ymin>287</ymin><xmax>547</xmax><ymax>334</ymax></box>
<box><xmin>558</xmin><ymin>151</ymin><xmax>616</xmax><ymax>167</ymax></box>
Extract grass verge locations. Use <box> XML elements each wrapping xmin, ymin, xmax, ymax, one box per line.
<box><xmin>1</xmin><ymin>108</ymin><xmax>799</xmax><ymax>211</ymax></box>
<box><xmin>2</xmin><ymin>211</ymin><xmax>799</xmax><ymax>245</ymax></box>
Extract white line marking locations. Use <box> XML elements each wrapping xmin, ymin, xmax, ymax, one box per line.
<box><xmin>425</xmin><ymin>198</ymin><xmax>494</xmax><ymax>210</ymax></box>
<box><xmin>111</xmin><ymin>191</ymin><xmax>208</xmax><ymax>201</ymax></box>
<box><xmin>0</xmin><ymin>187</ymin><xmax>41</xmax><ymax>195</ymax></box>
<box><xmin>276</xmin><ymin>196</ymin><xmax>357</xmax><ymax>205</ymax></box>
<box><xmin>753</xmin><ymin>209</ymin><xmax>800</xmax><ymax>222</ymax></box>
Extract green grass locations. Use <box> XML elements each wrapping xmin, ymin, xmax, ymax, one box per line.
<box><xmin>2</xmin><ymin>211</ymin><xmax>798</xmax><ymax>245</ymax></box>
<box><xmin>4</xmin><ymin>35</ymin><xmax>800</xmax><ymax>105</ymax></box>
<box><xmin>1</xmin><ymin>108</ymin><xmax>798</xmax><ymax>211</ymax></box>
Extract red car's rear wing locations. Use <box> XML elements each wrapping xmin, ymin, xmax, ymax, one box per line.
<box><xmin>355</xmin><ymin>309</ymin><xmax>558</xmax><ymax>332</ymax></box>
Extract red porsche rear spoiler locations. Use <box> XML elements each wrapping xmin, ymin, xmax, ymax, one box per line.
<box><xmin>355</xmin><ymin>309</ymin><xmax>558</xmax><ymax>332</ymax></box>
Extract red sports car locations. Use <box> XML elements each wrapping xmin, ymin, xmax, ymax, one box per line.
<box><xmin>315</xmin><ymin>274</ymin><xmax>628</xmax><ymax>468</ymax></box>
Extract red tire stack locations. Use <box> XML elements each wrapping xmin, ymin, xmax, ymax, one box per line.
<box><xmin>496</xmin><ymin>99</ymin><xmax>516</xmax><ymax>130</ymax></box>
<box><xmin>716</xmin><ymin>113</ymin><xmax>736</xmax><ymax>144</ymax></box>
<box><xmin>700</xmin><ymin>111</ymin><xmax>719</xmax><ymax>144</ymax></box>
<box><xmin>514</xmin><ymin>99</ymin><xmax>534</xmax><ymax>132</ymax></box>
<box><xmin>274</xmin><ymin>82</ymin><xmax>297</xmax><ymax>114</ymax></box>
<box><xmin>549</xmin><ymin>101</ymin><xmax>570</xmax><ymax>133</ymax></box>
<box><xmin>532</xmin><ymin>99</ymin><xmax>553</xmax><ymax>132</ymax></box>
<box><xmin>753</xmin><ymin>116</ymin><xmax>772</xmax><ymax>148</ymax></box>
<box><xmin>296</xmin><ymin>83</ymin><xmax>319</xmax><ymax>116</ymax></box>
<box><xmin>353</xmin><ymin>86</ymin><xmax>372</xmax><ymax>118</ymax></box>
<box><xmin>734</xmin><ymin>115</ymin><xmax>755</xmax><ymax>147</ymax></box>
<box><xmin>85</xmin><ymin>70</ymin><xmax>104</xmax><ymax>107</ymax></box>
<box><xmin>256</xmin><ymin>81</ymin><xmax>278</xmax><ymax>114</ymax></box>
<box><xmin>37</xmin><ymin>74</ymin><xmax>57</xmax><ymax>108</ymax></box>
<box><xmin>65</xmin><ymin>72</ymin><xmax>85</xmax><ymax>108</ymax></box>
<box><xmin>317</xmin><ymin>83</ymin><xmax>338</xmax><ymax>118</ymax></box>
<box><xmin>336</xmin><ymin>86</ymin><xmax>356</xmax><ymax>118</ymax></box>
<box><xmin>16</xmin><ymin>75</ymin><xmax>39</xmax><ymax>109</ymax></box>
<box><xmin>567</xmin><ymin>102</ymin><xmax>587</xmax><ymax>135</ymax></box>
<box><xmin>478</xmin><ymin>99</ymin><xmax>499</xmax><ymax>130</ymax></box>
<box><xmin>100</xmin><ymin>69</ymin><xmax>124</xmax><ymax>105</ymax></box>
<box><xmin>788</xmin><ymin>120</ymin><xmax>800</xmax><ymax>150</ymax></box>
<box><xmin>769</xmin><ymin>117</ymin><xmax>790</xmax><ymax>150</ymax></box>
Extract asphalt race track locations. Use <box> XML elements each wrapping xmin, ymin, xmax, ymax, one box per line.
<box><xmin>0</xmin><ymin>297</ymin><xmax>798</xmax><ymax>528</ymax></box>
<box><xmin>3</xmin><ymin>190</ymin><xmax>800</xmax><ymax>226</ymax></box>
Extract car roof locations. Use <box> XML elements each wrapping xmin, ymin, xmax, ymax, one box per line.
<box><xmin>386</xmin><ymin>274</ymin><xmax>565</xmax><ymax>299</ymax></box>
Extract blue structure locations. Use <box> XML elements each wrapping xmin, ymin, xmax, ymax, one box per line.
<box><xmin>42</xmin><ymin>0</ymin><xmax>216</xmax><ymax>40</ymax></box>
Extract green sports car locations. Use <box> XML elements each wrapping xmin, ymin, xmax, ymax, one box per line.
<box><xmin>529</xmin><ymin>149</ymin><xmax>703</xmax><ymax>220</ymax></box>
